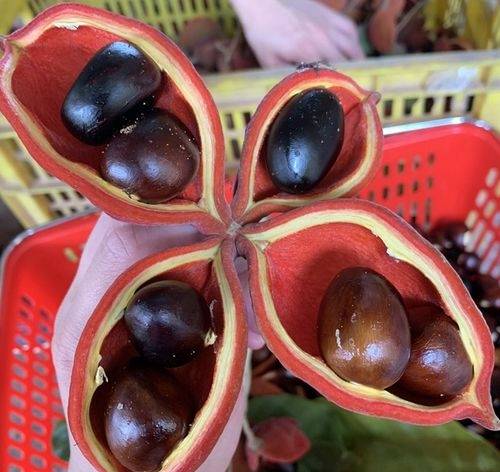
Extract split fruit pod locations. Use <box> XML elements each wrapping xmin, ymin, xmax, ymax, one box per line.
<box><xmin>0</xmin><ymin>5</ymin><xmax>498</xmax><ymax>472</ymax></box>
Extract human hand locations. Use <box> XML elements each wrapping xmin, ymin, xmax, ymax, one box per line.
<box><xmin>51</xmin><ymin>213</ymin><xmax>264</xmax><ymax>471</ymax></box>
<box><xmin>230</xmin><ymin>0</ymin><xmax>364</xmax><ymax>68</ymax></box>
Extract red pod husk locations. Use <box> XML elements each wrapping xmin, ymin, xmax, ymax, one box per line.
<box><xmin>69</xmin><ymin>238</ymin><xmax>248</xmax><ymax>471</ymax></box>
<box><xmin>239</xmin><ymin>199</ymin><xmax>498</xmax><ymax>429</ymax></box>
<box><xmin>0</xmin><ymin>4</ymin><xmax>229</xmax><ymax>232</ymax></box>
<box><xmin>232</xmin><ymin>67</ymin><xmax>383</xmax><ymax>224</ymax></box>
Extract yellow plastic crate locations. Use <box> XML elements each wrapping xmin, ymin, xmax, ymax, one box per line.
<box><xmin>0</xmin><ymin>1</ymin><xmax>499</xmax><ymax>227</ymax></box>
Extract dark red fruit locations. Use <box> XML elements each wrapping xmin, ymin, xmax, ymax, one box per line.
<box><xmin>61</xmin><ymin>41</ymin><xmax>161</xmax><ymax>145</ymax></box>
<box><xmin>105</xmin><ymin>361</ymin><xmax>193</xmax><ymax>472</ymax></box>
<box><xmin>266</xmin><ymin>88</ymin><xmax>344</xmax><ymax>194</ymax></box>
<box><xmin>397</xmin><ymin>315</ymin><xmax>473</xmax><ymax>401</ymax></box>
<box><xmin>318</xmin><ymin>267</ymin><xmax>411</xmax><ymax>389</ymax></box>
<box><xmin>124</xmin><ymin>280</ymin><xmax>211</xmax><ymax>367</ymax></box>
<box><xmin>101</xmin><ymin>108</ymin><xmax>200</xmax><ymax>203</ymax></box>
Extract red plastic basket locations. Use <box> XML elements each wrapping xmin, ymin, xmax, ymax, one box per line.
<box><xmin>0</xmin><ymin>119</ymin><xmax>498</xmax><ymax>472</ymax></box>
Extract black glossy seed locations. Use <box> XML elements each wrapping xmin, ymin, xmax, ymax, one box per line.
<box><xmin>266</xmin><ymin>88</ymin><xmax>344</xmax><ymax>194</ymax></box>
<box><xmin>62</xmin><ymin>41</ymin><xmax>162</xmax><ymax>145</ymax></box>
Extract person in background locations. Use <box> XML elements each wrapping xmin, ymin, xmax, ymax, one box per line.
<box><xmin>230</xmin><ymin>0</ymin><xmax>365</xmax><ymax>67</ymax></box>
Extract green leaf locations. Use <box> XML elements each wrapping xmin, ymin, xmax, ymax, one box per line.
<box><xmin>248</xmin><ymin>395</ymin><xmax>500</xmax><ymax>472</ymax></box>
<box><xmin>52</xmin><ymin>420</ymin><xmax>70</xmax><ymax>462</ymax></box>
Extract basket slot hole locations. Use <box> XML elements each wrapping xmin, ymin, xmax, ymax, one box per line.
<box><xmin>383</xmin><ymin>99</ymin><xmax>393</xmax><ymax>118</ymax></box>
<box><xmin>427</xmin><ymin>176</ymin><xmax>434</xmax><ymax>189</ymax></box>
<box><xmin>397</xmin><ymin>183</ymin><xmax>404</xmax><ymax>196</ymax></box>
<box><xmin>178</xmin><ymin>0</ymin><xmax>186</xmax><ymax>13</ymax></box>
<box><xmin>33</xmin><ymin>376</ymin><xmax>48</xmax><ymax>390</ymax></box>
<box><xmin>32</xmin><ymin>390</ymin><xmax>48</xmax><ymax>405</ymax></box>
<box><xmin>403</xmin><ymin>98</ymin><xmax>418</xmax><ymax>116</ymax></box>
<box><xmin>31</xmin><ymin>406</ymin><xmax>47</xmax><ymax>420</ymax></box>
<box><xmin>38</xmin><ymin>321</ymin><xmax>51</xmax><ymax>335</ymax></box>
<box><xmin>9</xmin><ymin>412</ymin><xmax>25</xmax><ymax>425</ymax></box>
<box><xmin>477</xmin><ymin>230</ymin><xmax>494</xmax><ymax>258</ymax></box>
<box><xmin>11</xmin><ymin>379</ymin><xmax>26</xmax><ymax>394</ymax></box>
<box><xmin>31</xmin><ymin>439</ymin><xmax>46</xmax><ymax>452</ymax></box>
<box><xmin>424</xmin><ymin>97</ymin><xmax>434</xmax><ymax>113</ymax></box>
<box><xmin>486</xmin><ymin>168</ymin><xmax>498</xmax><ymax>188</ymax></box>
<box><xmin>483</xmin><ymin>200</ymin><xmax>496</xmax><ymax>219</ymax></box>
<box><xmin>382</xmin><ymin>187</ymin><xmax>389</xmax><ymax>199</ymax></box>
<box><xmin>52</xmin><ymin>465</ymin><xmax>66</xmax><ymax>472</ymax></box>
<box><xmin>466</xmin><ymin>95</ymin><xmax>475</xmax><ymax>113</ymax></box>
<box><xmin>152</xmin><ymin>0</ymin><xmax>160</xmax><ymax>15</ymax></box>
<box><xmin>493</xmin><ymin>212</ymin><xmax>500</xmax><ymax>228</ymax></box>
<box><xmin>231</xmin><ymin>139</ymin><xmax>241</xmax><ymax>160</ymax></box>
<box><xmin>428</xmin><ymin>153</ymin><xmax>436</xmax><ymax>165</ymax></box>
<box><xmin>444</xmin><ymin>95</ymin><xmax>453</xmax><ymax>113</ymax></box>
<box><xmin>476</xmin><ymin>189</ymin><xmax>488</xmax><ymax>208</ymax></box>
<box><xmin>8</xmin><ymin>428</ymin><xmax>25</xmax><ymax>443</ymax></box>
<box><xmin>30</xmin><ymin>422</ymin><xmax>46</xmax><ymax>436</ymax></box>
<box><xmin>12</xmin><ymin>349</ymin><xmax>28</xmax><ymax>363</ymax></box>
<box><xmin>481</xmin><ymin>242</ymin><xmax>499</xmax><ymax>275</ymax></box>
<box><xmin>10</xmin><ymin>395</ymin><xmax>26</xmax><ymax>410</ymax></box>
<box><xmin>17</xmin><ymin>323</ymin><xmax>31</xmax><ymax>336</ymax></box>
<box><xmin>243</xmin><ymin>111</ymin><xmax>252</xmax><ymax>125</ymax></box>
<box><xmin>128</xmin><ymin>0</ymin><xmax>139</xmax><ymax>18</ymax></box>
<box><xmin>115</xmin><ymin>1</ymin><xmax>125</xmax><ymax>15</ymax></box>
<box><xmin>21</xmin><ymin>295</ymin><xmax>33</xmax><ymax>307</ymax></box>
<box><xmin>34</xmin><ymin>347</ymin><xmax>49</xmax><ymax>362</ymax></box>
<box><xmin>19</xmin><ymin>309</ymin><xmax>32</xmax><ymax>321</ymax></box>
<box><xmin>12</xmin><ymin>364</ymin><xmax>28</xmax><ymax>379</ymax></box>
<box><xmin>7</xmin><ymin>446</ymin><xmax>24</xmax><ymax>460</ymax></box>
<box><xmin>52</xmin><ymin>402</ymin><xmax>64</xmax><ymax>415</ymax></box>
<box><xmin>412</xmin><ymin>181</ymin><xmax>419</xmax><ymax>193</ymax></box>
<box><xmin>8</xmin><ymin>465</ymin><xmax>24</xmax><ymax>472</ymax></box>
<box><xmin>225</xmin><ymin>113</ymin><xmax>235</xmax><ymax>129</ymax></box>
<box><xmin>33</xmin><ymin>362</ymin><xmax>48</xmax><ymax>376</ymax></box>
<box><xmin>469</xmin><ymin>220</ymin><xmax>485</xmax><ymax>251</ymax></box>
<box><xmin>35</xmin><ymin>334</ymin><xmax>49</xmax><ymax>348</ymax></box>
<box><xmin>397</xmin><ymin>160</ymin><xmax>405</xmax><ymax>173</ymax></box>
<box><xmin>424</xmin><ymin>198</ymin><xmax>432</xmax><ymax>227</ymax></box>
<box><xmin>30</xmin><ymin>455</ymin><xmax>46</xmax><ymax>469</ymax></box>
<box><xmin>412</xmin><ymin>155</ymin><xmax>421</xmax><ymax>170</ymax></box>
<box><xmin>383</xmin><ymin>165</ymin><xmax>389</xmax><ymax>176</ymax></box>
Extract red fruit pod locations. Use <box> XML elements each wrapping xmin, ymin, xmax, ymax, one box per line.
<box><xmin>232</xmin><ymin>67</ymin><xmax>383</xmax><ymax>224</ymax></box>
<box><xmin>69</xmin><ymin>238</ymin><xmax>248</xmax><ymax>471</ymax></box>
<box><xmin>0</xmin><ymin>4</ymin><xmax>229</xmax><ymax>232</ymax></box>
<box><xmin>238</xmin><ymin>199</ymin><xmax>499</xmax><ymax>429</ymax></box>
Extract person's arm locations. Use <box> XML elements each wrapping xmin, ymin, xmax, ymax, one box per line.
<box><xmin>230</xmin><ymin>0</ymin><xmax>364</xmax><ymax>68</ymax></box>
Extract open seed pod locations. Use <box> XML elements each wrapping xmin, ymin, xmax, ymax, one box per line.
<box><xmin>69</xmin><ymin>238</ymin><xmax>247</xmax><ymax>471</ymax></box>
<box><xmin>238</xmin><ymin>199</ymin><xmax>498</xmax><ymax>429</ymax></box>
<box><xmin>232</xmin><ymin>67</ymin><xmax>382</xmax><ymax>224</ymax></box>
<box><xmin>1</xmin><ymin>5</ymin><xmax>498</xmax><ymax>471</ymax></box>
<box><xmin>0</xmin><ymin>4</ymin><xmax>229</xmax><ymax>232</ymax></box>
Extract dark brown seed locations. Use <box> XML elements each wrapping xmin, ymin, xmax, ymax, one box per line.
<box><xmin>101</xmin><ymin>108</ymin><xmax>200</xmax><ymax>203</ymax></box>
<box><xmin>318</xmin><ymin>267</ymin><xmax>411</xmax><ymax>389</ymax></box>
<box><xmin>397</xmin><ymin>315</ymin><xmax>473</xmax><ymax>400</ymax></box>
<box><xmin>105</xmin><ymin>361</ymin><xmax>193</xmax><ymax>472</ymax></box>
<box><xmin>124</xmin><ymin>280</ymin><xmax>211</xmax><ymax>367</ymax></box>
